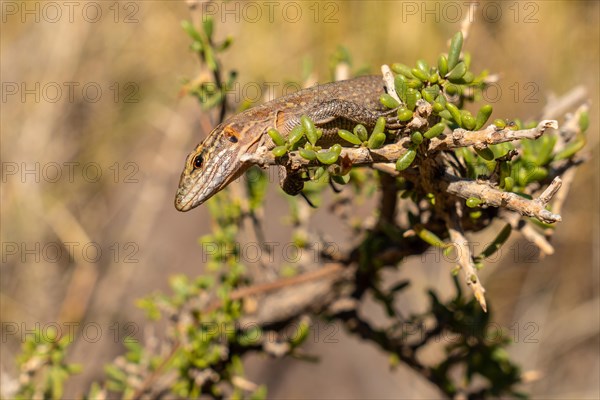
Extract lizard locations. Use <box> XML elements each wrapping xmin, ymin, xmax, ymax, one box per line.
<box><xmin>175</xmin><ymin>74</ymin><xmax>402</xmax><ymax>212</ymax></box>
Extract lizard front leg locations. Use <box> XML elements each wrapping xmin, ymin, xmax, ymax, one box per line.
<box><xmin>278</xmin><ymin>166</ymin><xmax>318</xmax><ymax>207</ymax></box>
<box><xmin>278</xmin><ymin>165</ymin><xmax>305</xmax><ymax>196</ymax></box>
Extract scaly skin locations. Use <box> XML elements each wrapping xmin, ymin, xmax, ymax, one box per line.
<box><xmin>175</xmin><ymin>75</ymin><xmax>398</xmax><ymax>211</ymax></box>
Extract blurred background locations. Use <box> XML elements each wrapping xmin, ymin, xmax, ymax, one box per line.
<box><xmin>1</xmin><ymin>1</ymin><xmax>598</xmax><ymax>398</ymax></box>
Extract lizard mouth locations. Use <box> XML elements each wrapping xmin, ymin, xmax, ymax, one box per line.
<box><xmin>174</xmin><ymin>176</ymin><xmax>206</xmax><ymax>212</ymax></box>
<box><xmin>174</xmin><ymin>158</ymin><xmax>248</xmax><ymax>212</ymax></box>
<box><xmin>174</xmin><ymin>195</ymin><xmax>193</xmax><ymax>212</ymax></box>
<box><xmin>174</xmin><ymin>189</ymin><xmax>195</xmax><ymax>212</ymax></box>
<box><xmin>174</xmin><ymin>173</ymin><xmax>222</xmax><ymax>212</ymax></box>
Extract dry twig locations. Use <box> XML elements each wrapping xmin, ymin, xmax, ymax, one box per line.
<box><xmin>445</xmin><ymin>204</ymin><xmax>487</xmax><ymax>311</ymax></box>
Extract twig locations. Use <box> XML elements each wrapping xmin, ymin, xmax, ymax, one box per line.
<box><xmin>556</xmin><ymin>103</ymin><xmax>589</xmax><ymax>150</ymax></box>
<box><xmin>550</xmin><ymin>167</ymin><xmax>577</xmax><ymax>218</ymax></box>
<box><xmin>189</xmin><ymin>2</ymin><xmax>228</xmax><ymax>124</ymax></box>
<box><xmin>542</xmin><ymin>104</ymin><xmax>586</xmax><ymax>224</ymax></box>
<box><xmin>241</xmin><ymin>137</ymin><xmax>413</xmax><ymax>169</ymax></box>
<box><xmin>445</xmin><ymin>205</ymin><xmax>487</xmax><ymax>311</ymax></box>
<box><xmin>372</xmin><ymin>162</ymin><xmax>401</xmax><ymax>176</ymax></box>
<box><xmin>242</xmin><ymin>121</ymin><xmax>559</xmax><ymax>171</ymax></box>
<box><xmin>377</xmin><ymin>173</ymin><xmax>399</xmax><ymax>228</ymax></box>
<box><xmin>334</xmin><ymin>63</ymin><xmax>351</xmax><ymax>81</ymax></box>
<box><xmin>460</xmin><ymin>3</ymin><xmax>478</xmax><ymax>41</ymax></box>
<box><xmin>204</xmin><ymin>263</ymin><xmax>345</xmax><ymax>313</ymax></box>
<box><xmin>331</xmin><ymin>308</ymin><xmax>443</xmax><ymax>394</ymax></box>
<box><xmin>536</xmin><ymin>177</ymin><xmax>562</xmax><ymax>206</ymax></box>
<box><xmin>443</xmin><ymin>173</ymin><xmax>562</xmax><ymax>224</ymax></box>
<box><xmin>540</xmin><ymin>86</ymin><xmax>587</xmax><ymax>121</ymax></box>
<box><xmin>132</xmin><ymin>341</ymin><xmax>180</xmax><ymax>400</ymax></box>
<box><xmin>428</xmin><ymin>120</ymin><xmax>558</xmax><ymax>152</ymax></box>
<box><xmin>381</xmin><ymin>65</ymin><xmax>402</xmax><ymax>104</ymax></box>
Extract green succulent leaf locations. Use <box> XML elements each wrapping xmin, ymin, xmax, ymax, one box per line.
<box><xmin>446</xmin><ymin>103</ymin><xmax>462</xmax><ymax>126</ymax></box>
<box><xmin>475</xmin><ymin>147</ymin><xmax>495</xmax><ymax>161</ymax></box>
<box><xmin>438</xmin><ymin>54</ymin><xmax>449</xmax><ymax>76</ymax></box>
<box><xmin>272</xmin><ymin>145</ymin><xmax>288</xmax><ymax>157</ymax></box>
<box><xmin>478</xmin><ymin>224</ymin><xmax>512</xmax><ymax>259</ymax></box>
<box><xmin>367</xmin><ymin>132</ymin><xmax>386</xmax><ymax>149</ymax></box>
<box><xmin>396</xmin><ymin>148</ymin><xmax>417</xmax><ymax>171</ymax></box>
<box><xmin>448</xmin><ymin>31</ymin><xmax>464</xmax><ymax>71</ymax></box>
<box><xmin>372</xmin><ymin>116</ymin><xmax>386</xmax><ymax>136</ymax></box>
<box><xmin>475</xmin><ymin>105</ymin><xmax>493</xmax><ymax>130</ymax></box>
<box><xmin>391</xmin><ymin>63</ymin><xmax>414</xmax><ymax>78</ymax></box>
<box><xmin>288</xmin><ymin>125</ymin><xmax>305</xmax><ymax>145</ymax></box>
<box><xmin>424</xmin><ymin>123</ymin><xmax>446</xmax><ymax>139</ymax></box>
<box><xmin>299</xmin><ymin>148</ymin><xmax>317</xmax><ymax>160</ymax></box>
<box><xmin>554</xmin><ymin>138</ymin><xmax>586</xmax><ymax>160</ymax></box>
<box><xmin>354</xmin><ymin>124</ymin><xmax>369</xmax><ymax>142</ymax></box>
<box><xmin>411</xmin><ymin>132</ymin><xmax>423</xmax><ymax>145</ymax></box>
<box><xmin>380</xmin><ymin>93</ymin><xmax>401</xmax><ymax>109</ymax></box>
<box><xmin>397</xmin><ymin>108</ymin><xmax>413</xmax><ymax>122</ymax></box>
<box><xmin>394</xmin><ymin>75</ymin><xmax>408</xmax><ymax>102</ymax></box>
<box><xmin>406</xmin><ymin>88</ymin><xmax>420</xmax><ymax>111</ymax></box>
<box><xmin>493</xmin><ymin>119</ymin><xmax>507</xmax><ymax>129</ymax></box>
<box><xmin>316</xmin><ymin>150</ymin><xmax>339</xmax><ymax>164</ymax></box>
<box><xmin>411</xmin><ymin>68</ymin><xmax>430</xmax><ymax>82</ymax></box>
<box><xmin>466</xmin><ymin>197</ymin><xmax>482</xmax><ymax>208</ymax></box>
<box><xmin>268</xmin><ymin>128</ymin><xmax>286</xmax><ymax>146</ymax></box>
<box><xmin>301</xmin><ymin>115</ymin><xmax>318</xmax><ymax>145</ymax></box>
<box><xmin>446</xmin><ymin>61</ymin><xmax>467</xmax><ymax>82</ymax></box>
<box><xmin>579</xmin><ymin>110</ymin><xmax>589</xmax><ymax>132</ymax></box>
<box><xmin>338</xmin><ymin>129</ymin><xmax>363</xmax><ymax>145</ymax></box>
<box><xmin>416</xmin><ymin>59</ymin><xmax>429</xmax><ymax>72</ymax></box>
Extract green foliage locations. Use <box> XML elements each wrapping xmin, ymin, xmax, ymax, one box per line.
<box><xmin>269</xmin><ymin>114</ymin><xmax>398</xmax><ymax>190</ymax></box>
<box><xmin>424</xmin><ymin>278</ymin><xmax>524</xmax><ymax>398</ymax></box>
<box><xmin>181</xmin><ymin>18</ymin><xmax>237</xmax><ymax>110</ymax></box>
<box><xmin>15</xmin><ymin>328</ymin><xmax>82</xmax><ymax>400</ymax></box>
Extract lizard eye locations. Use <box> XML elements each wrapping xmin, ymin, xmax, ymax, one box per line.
<box><xmin>193</xmin><ymin>155</ymin><xmax>204</xmax><ymax>169</ymax></box>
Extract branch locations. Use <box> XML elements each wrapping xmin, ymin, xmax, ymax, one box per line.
<box><xmin>555</xmin><ymin>103</ymin><xmax>589</xmax><ymax>152</ymax></box>
<box><xmin>240</xmin><ymin>138</ymin><xmax>413</xmax><ymax>169</ymax></box>
<box><xmin>549</xmin><ymin>167</ymin><xmax>577</xmax><ymax>218</ymax></box>
<box><xmin>445</xmin><ymin>205</ymin><xmax>487</xmax><ymax>311</ymax></box>
<box><xmin>541</xmin><ymin>86</ymin><xmax>587</xmax><ymax>121</ymax></box>
<box><xmin>381</xmin><ymin>65</ymin><xmax>402</xmax><ymax>104</ymax></box>
<box><xmin>443</xmin><ymin>174</ymin><xmax>563</xmax><ymax>224</ymax></box>
<box><xmin>427</xmin><ymin>120</ymin><xmax>558</xmax><ymax>152</ymax></box>
<box><xmin>330</xmin><ymin>308</ymin><xmax>442</xmax><ymax>392</ymax></box>
<box><xmin>241</xmin><ymin>120</ymin><xmax>558</xmax><ymax>172</ymax></box>
<box><xmin>205</xmin><ymin>263</ymin><xmax>346</xmax><ymax>314</ymax></box>
<box><xmin>371</xmin><ymin>164</ymin><xmax>564</xmax><ymax>225</ymax></box>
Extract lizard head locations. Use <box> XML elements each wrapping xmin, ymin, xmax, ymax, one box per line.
<box><xmin>174</xmin><ymin>123</ymin><xmax>250</xmax><ymax>211</ymax></box>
